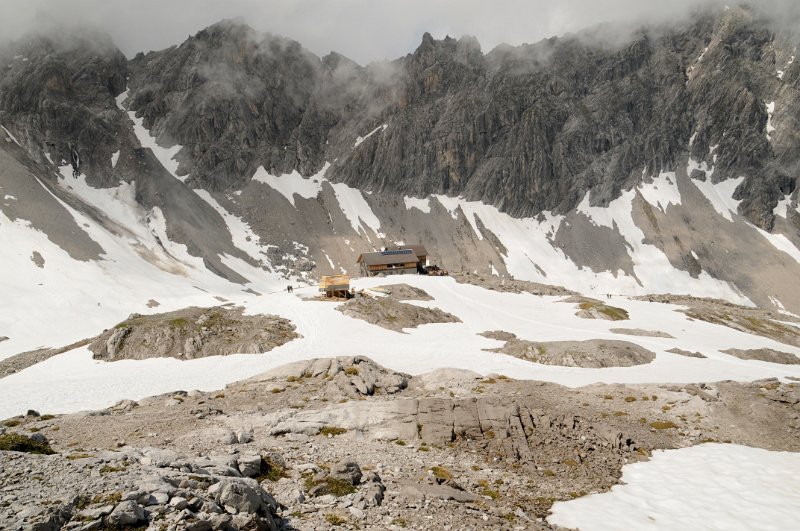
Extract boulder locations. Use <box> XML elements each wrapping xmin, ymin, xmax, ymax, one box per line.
<box><xmin>328</xmin><ymin>461</ymin><xmax>362</xmax><ymax>485</ymax></box>
<box><xmin>106</xmin><ymin>501</ymin><xmax>145</xmax><ymax>527</ymax></box>
<box><xmin>237</xmin><ymin>454</ymin><xmax>263</xmax><ymax>478</ymax></box>
<box><xmin>211</xmin><ymin>478</ymin><xmax>276</xmax><ymax>516</ymax></box>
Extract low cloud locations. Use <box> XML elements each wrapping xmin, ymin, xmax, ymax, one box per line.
<box><xmin>1</xmin><ymin>1</ymin><xmax>797</xmax><ymax>64</ymax></box>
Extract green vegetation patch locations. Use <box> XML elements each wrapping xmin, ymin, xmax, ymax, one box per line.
<box><xmin>578</xmin><ymin>300</ymin><xmax>629</xmax><ymax>320</ymax></box>
<box><xmin>0</xmin><ymin>433</ymin><xmax>55</xmax><ymax>454</ymax></box>
<box><xmin>649</xmin><ymin>420</ymin><xmax>678</xmax><ymax>430</ymax></box>
<box><xmin>257</xmin><ymin>456</ymin><xmax>288</xmax><ymax>482</ymax></box>
<box><xmin>319</xmin><ymin>426</ymin><xmax>347</xmax><ymax>437</ymax></box>
<box><xmin>431</xmin><ymin>466</ymin><xmax>452</xmax><ymax>481</ymax></box>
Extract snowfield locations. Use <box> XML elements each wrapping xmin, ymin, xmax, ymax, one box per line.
<box><xmin>548</xmin><ymin>443</ymin><xmax>800</xmax><ymax>531</ymax></box>
<box><xmin>1</xmin><ymin>274</ymin><xmax>799</xmax><ymax>419</ymax></box>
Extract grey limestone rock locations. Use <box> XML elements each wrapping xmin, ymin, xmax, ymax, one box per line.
<box><xmin>328</xmin><ymin>461</ymin><xmax>362</xmax><ymax>485</ymax></box>
<box><xmin>105</xmin><ymin>501</ymin><xmax>145</xmax><ymax>527</ymax></box>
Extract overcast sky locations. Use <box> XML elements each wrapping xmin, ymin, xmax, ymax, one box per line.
<box><xmin>0</xmin><ymin>0</ymin><xmax>793</xmax><ymax>64</ymax></box>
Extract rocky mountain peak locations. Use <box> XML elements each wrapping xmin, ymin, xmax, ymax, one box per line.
<box><xmin>0</xmin><ymin>27</ymin><xmax>127</xmax><ymax>177</ymax></box>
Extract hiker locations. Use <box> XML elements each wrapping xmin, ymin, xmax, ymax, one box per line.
<box><xmin>286</xmin><ymin>285</ymin><xmax>293</xmax><ymax>293</ymax></box>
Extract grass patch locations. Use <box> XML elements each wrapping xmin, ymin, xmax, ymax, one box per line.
<box><xmin>100</xmin><ymin>464</ymin><xmax>125</xmax><ymax>474</ymax></box>
<box><xmin>38</xmin><ymin>414</ymin><xmax>56</xmax><ymax>421</ymax></box>
<box><xmin>649</xmin><ymin>421</ymin><xmax>678</xmax><ymax>430</ymax></box>
<box><xmin>390</xmin><ymin>517</ymin><xmax>408</xmax><ymax>527</ymax></box>
<box><xmin>75</xmin><ymin>495</ymin><xmax>92</xmax><ymax>510</ymax></box>
<box><xmin>168</xmin><ymin>317</ymin><xmax>189</xmax><ymax>329</ymax></box>
<box><xmin>562</xmin><ymin>459</ymin><xmax>579</xmax><ymax>467</ymax></box>
<box><xmin>2</xmin><ymin>419</ymin><xmax>21</xmax><ymax>427</ymax></box>
<box><xmin>66</xmin><ymin>453</ymin><xmax>94</xmax><ymax>460</ymax></box>
<box><xmin>543</xmin><ymin>469</ymin><xmax>556</xmax><ymax>477</ymax></box>
<box><xmin>533</xmin><ymin>497</ymin><xmax>557</xmax><ymax>518</ymax></box>
<box><xmin>257</xmin><ymin>456</ymin><xmax>289</xmax><ymax>482</ymax></box>
<box><xmin>91</xmin><ymin>491</ymin><xmax>122</xmax><ymax>505</ymax></box>
<box><xmin>319</xmin><ymin>426</ymin><xmax>347</xmax><ymax>437</ymax></box>
<box><xmin>418</xmin><ymin>446</ymin><xmax>430</xmax><ymax>452</ymax></box>
<box><xmin>624</xmin><ymin>396</ymin><xmax>637</xmax><ymax>402</ymax></box>
<box><xmin>306</xmin><ymin>475</ymin><xmax>356</xmax><ymax>497</ymax></box>
<box><xmin>612</xmin><ymin>411</ymin><xmax>629</xmax><ymax>416</ymax></box>
<box><xmin>395</xmin><ymin>439</ymin><xmax>407</xmax><ymax>446</ymax></box>
<box><xmin>477</xmin><ymin>479</ymin><xmax>499</xmax><ymax>499</ymax></box>
<box><xmin>603</xmin><ymin>394</ymin><xmax>613</xmax><ymax>400</ymax></box>
<box><xmin>286</xmin><ymin>376</ymin><xmax>298</xmax><ymax>383</ymax></box>
<box><xmin>431</xmin><ymin>466</ymin><xmax>452</xmax><ymax>481</ymax></box>
<box><xmin>270</xmin><ymin>387</ymin><xmax>284</xmax><ymax>394</ymax></box>
<box><xmin>325</xmin><ymin>513</ymin><xmax>348</xmax><ymax>526</ymax></box>
<box><xmin>0</xmin><ymin>433</ymin><xmax>55</xmax><ymax>454</ymax></box>
<box><xmin>344</xmin><ymin>366</ymin><xmax>359</xmax><ymax>376</ymax></box>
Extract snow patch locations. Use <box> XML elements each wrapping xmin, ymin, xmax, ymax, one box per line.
<box><xmin>576</xmin><ymin>189</ymin><xmax>749</xmax><ymax>304</ymax></box>
<box><xmin>403</xmin><ymin>195</ymin><xmax>431</xmax><ymax>214</ymax></box>
<box><xmin>330</xmin><ymin>181</ymin><xmax>385</xmax><ymax>238</ymax></box>
<box><xmin>193</xmin><ymin>189</ymin><xmax>272</xmax><ymax>267</ymax></box>
<box><xmin>117</xmin><ymin>89</ymin><xmax>188</xmax><ymax>183</ymax></box>
<box><xmin>322</xmin><ymin>251</ymin><xmax>335</xmax><ymax>269</ymax></box>
<box><xmin>766</xmin><ymin>101</ymin><xmax>776</xmax><ymax>140</ymax></box>
<box><xmin>777</xmin><ymin>55</ymin><xmax>794</xmax><ymax>79</ymax></box>
<box><xmin>111</xmin><ymin>150</ymin><xmax>120</xmax><ymax>168</ymax></box>
<box><xmin>353</xmin><ymin>124</ymin><xmax>388</xmax><ymax>148</ymax></box>
<box><xmin>769</xmin><ymin>296</ymin><xmax>786</xmax><ymax>311</ymax></box>
<box><xmin>755</xmin><ymin>226</ymin><xmax>800</xmax><ymax>263</ymax></box>
<box><xmin>251</xmin><ymin>163</ymin><xmax>328</xmax><ymax>207</ymax></box>
<box><xmin>549</xmin><ymin>444</ymin><xmax>800</xmax><ymax>531</ymax></box>
<box><xmin>1</xmin><ymin>125</ymin><xmax>21</xmax><ymax>146</ymax></box>
<box><xmin>774</xmin><ymin>194</ymin><xmax>791</xmax><ymax>218</ymax></box>
<box><xmin>688</xmin><ymin>158</ymin><xmax>743</xmax><ymax>222</ymax></box>
<box><xmin>637</xmin><ymin>171</ymin><xmax>681</xmax><ymax>213</ymax></box>
<box><xmin>433</xmin><ymin>195</ymin><xmax>461</xmax><ymax>219</ymax></box>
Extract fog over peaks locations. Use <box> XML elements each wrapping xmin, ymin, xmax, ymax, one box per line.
<box><xmin>0</xmin><ymin>1</ymin><xmax>798</xmax><ymax>64</ymax></box>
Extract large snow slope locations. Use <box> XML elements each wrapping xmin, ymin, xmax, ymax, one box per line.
<box><xmin>549</xmin><ymin>443</ymin><xmax>800</xmax><ymax>531</ymax></box>
<box><xmin>1</xmin><ymin>275</ymin><xmax>798</xmax><ymax>419</ymax></box>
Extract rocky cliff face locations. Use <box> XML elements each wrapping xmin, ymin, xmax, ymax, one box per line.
<box><xmin>113</xmin><ymin>8</ymin><xmax>799</xmax><ymax>228</ymax></box>
<box><xmin>0</xmin><ymin>30</ymin><xmax>127</xmax><ymax>181</ymax></box>
<box><xmin>1</xmin><ymin>6</ymin><xmax>800</xmax><ymax>311</ymax></box>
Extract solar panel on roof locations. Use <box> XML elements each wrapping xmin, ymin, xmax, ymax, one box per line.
<box><xmin>381</xmin><ymin>249</ymin><xmax>413</xmax><ymax>256</ymax></box>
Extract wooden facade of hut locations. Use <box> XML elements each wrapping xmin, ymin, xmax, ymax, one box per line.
<box><xmin>357</xmin><ymin>249</ymin><xmax>419</xmax><ymax>276</ymax></box>
<box><xmin>387</xmin><ymin>244</ymin><xmax>428</xmax><ymax>269</ymax></box>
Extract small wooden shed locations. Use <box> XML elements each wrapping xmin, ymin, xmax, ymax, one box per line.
<box><xmin>319</xmin><ymin>275</ymin><xmax>351</xmax><ymax>298</ymax></box>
